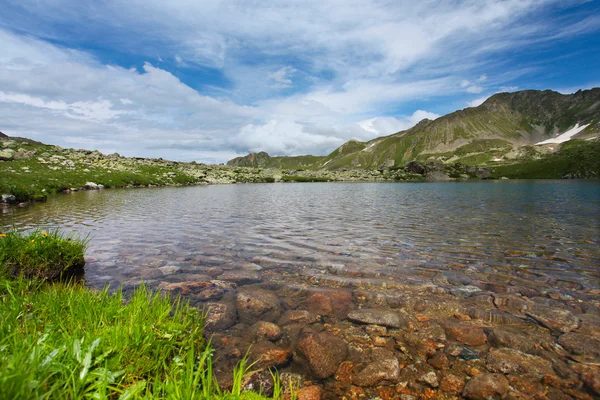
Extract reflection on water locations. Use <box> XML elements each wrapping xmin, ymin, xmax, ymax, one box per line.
<box><xmin>3</xmin><ymin>181</ymin><xmax>599</xmax><ymax>293</ymax></box>
<box><xmin>2</xmin><ymin>181</ymin><xmax>600</xmax><ymax>398</ymax></box>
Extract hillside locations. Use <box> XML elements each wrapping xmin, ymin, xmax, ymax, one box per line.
<box><xmin>228</xmin><ymin>89</ymin><xmax>600</xmax><ymax>170</ymax></box>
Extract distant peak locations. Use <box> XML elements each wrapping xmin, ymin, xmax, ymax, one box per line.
<box><xmin>0</xmin><ymin>131</ymin><xmax>7</xmax><ymax>138</ymax></box>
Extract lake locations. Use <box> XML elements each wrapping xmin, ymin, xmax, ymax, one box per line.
<box><xmin>2</xmin><ymin>181</ymin><xmax>599</xmax><ymax>398</ymax></box>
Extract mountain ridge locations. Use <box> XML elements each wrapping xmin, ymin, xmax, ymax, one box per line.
<box><xmin>228</xmin><ymin>88</ymin><xmax>600</xmax><ymax>169</ymax></box>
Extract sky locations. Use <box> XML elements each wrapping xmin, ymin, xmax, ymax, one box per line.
<box><xmin>0</xmin><ymin>0</ymin><xmax>599</xmax><ymax>163</ymax></box>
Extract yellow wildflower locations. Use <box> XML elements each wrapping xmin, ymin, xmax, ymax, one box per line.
<box><xmin>42</xmin><ymin>231</ymin><xmax>48</xmax><ymax>236</ymax></box>
<box><xmin>0</xmin><ymin>233</ymin><xmax>6</xmax><ymax>237</ymax></box>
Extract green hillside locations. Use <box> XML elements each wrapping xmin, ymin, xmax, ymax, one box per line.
<box><xmin>228</xmin><ymin>89</ymin><xmax>600</xmax><ymax>170</ymax></box>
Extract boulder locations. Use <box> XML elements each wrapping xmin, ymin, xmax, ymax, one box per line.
<box><xmin>0</xmin><ymin>149</ymin><xmax>15</xmax><ymax>161</ymax></box>
<box><xmin>353</xmin><ymin>357</ymin><xmax>401</xmax><ymax>387</ymax></box>
<box><xmin>204</xmin><ymin>301</ymin><xmax>237</xmax><ymax>331</ymax></box>
<box><xmin>250</xmin><ymin>321</ymin><xmax>282</xmax><ymax>341</ymax></box>
<box><xmin>1</xmin><ymin>194</ymin><xmax>17</xmax><ymax>203</ymax></box>
<box><xmin>440</xmin><ymin>320</ymin><xmax>487</xmax><ymax>346</ymax></box>
<box><xmin>236</xmin><ymin>287</ymin><xmax>281</xmax><ymax>323</ymax></box>
<box><xmin>347</xmin><ymin>308</ymin><xmax>406</xmax><ymax>328</ymax></box>
<box><xmin>558</xmin><ymin>332</ymin><xmax>600</xmax><ymax>363</ymax></box>
<box><xmin>463</xmin><ymin>373</ymin><xmax>509</xmax><ymax>400</ymax></box>
<box><xmin>485</xmin><ymin>348</ymin><xmax>554</xmax><ymax>376</ymax></box>
<box><xmin>404</xmin><ymin>161</ymin><xmax>426</xmax><ymax>175</ymax></box>
<box><xmin>296</xmin><ymin>332</ymin><xmax>347</xmax><ymax>379</ymax></box>
<box><xmin>526</xmin><ymin>305</ymin><xmax>579</xmax><ymax>333</ymax></box>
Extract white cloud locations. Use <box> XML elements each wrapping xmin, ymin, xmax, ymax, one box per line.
<box><xmin>500</xmin><ymin>85</ymin><xmax>519</xmax><ymax>92</ymax></box>
<box><xmin>268</xmin><ymin>66</ymin><xmax>296</xmax><ymax>89</ymax></box>
<box><xmin>0</xmin><ymin>1</ymin><xmax>597</xmax><ymax>161</ymax></box>
<box><xmin>466</xmin><ymin>96</ymin><xmax>490</xmax><ymax>108</ymax></box>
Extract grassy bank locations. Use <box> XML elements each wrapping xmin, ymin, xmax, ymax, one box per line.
<box><xmin>0</xmin><ymin>231</ymin><xmax>275</xmax><ymax>399</ymax></box>
<box><xmin>490</xmin><ymin>139</ymin><xmax>600</xmax><ymax>179</ymax></box>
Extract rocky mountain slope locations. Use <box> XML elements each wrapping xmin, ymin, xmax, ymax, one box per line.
<box><xmin>228</xmin><ymin>89</ymin><xmax>600</xmax><ymax>170</ymax></box>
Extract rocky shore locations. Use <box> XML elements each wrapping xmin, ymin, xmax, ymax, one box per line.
<box><xmin>142</xmin><ymin>256</ymin><xmax>600</xmax><ymax>400</ymax></box>
<box><xmin>1</xmin><ymin>136</ymin><xmax>500</xmax><ymax>205</ymax></box>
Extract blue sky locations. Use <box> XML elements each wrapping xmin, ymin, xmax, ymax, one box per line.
<box><xmin>0</xmin><ymin>0</ymin><xmax>599</xmax><ymax>162</ymax></box>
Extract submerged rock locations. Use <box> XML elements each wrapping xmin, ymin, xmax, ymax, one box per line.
<box><xmin>347</xmin><ymin>308</ymin><xmax>406</xmax><ymax>328</ymax></box>
<box><xmin>353</xmin><ymin>357</ymin><xmax>401</xmax><ymax>387</ymax></box>
<box><xmin>485</xmin><ymin>348</ymin><xmax>554</xmax><ymax>377</ymax></box>
<box><xmin>463</xmin><ymin>373</ymin><xmax>509</xmax><ymax>400</ymax></box>
<box><xmin>526</xmin><ymin>305</ymin><xmax>580</xmax><ymax>333</ymax></box>
<box><xmin>236</xmin><ymin>287</ymin><xmax>281</xmax><ymax>323</ymax></box>
<box><xmin>204</xmin><ymin>301</ymin><xmax>237</xmax><ymax>331</ymax></box>
<box><xmin>296</xmin><ymin>332</ymin><xmax>347</xmax><ymax>379</ymax></box>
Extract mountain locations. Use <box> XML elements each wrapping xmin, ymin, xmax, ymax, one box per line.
<box><xmin>228</xmin><ymin>88</ymin><xmax>600</xmax><ymax>170</ymax></box>
<box><xmin>0</xmin><ymin>131</ymin><xmax>7</xmax><ymax>138</ymax></box>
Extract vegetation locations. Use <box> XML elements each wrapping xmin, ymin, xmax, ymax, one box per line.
<box><xmin>0</xmin><ymin>231</ymin><xmax>277</xmax><ymax>399</ymax></box>
<box><xmin>281</xmin><ymin>175</ymin><xmax>330</xmax><ymax>182</ymax></box>
<box><xmin>0</xmin><ymin>229</ymin><xmax>87</xmax><ymax>281</ymax></box>
<box><xmin>490</xmin><ymin>139</ymin><xmax>600</xmax><ymax>179</ymax></box>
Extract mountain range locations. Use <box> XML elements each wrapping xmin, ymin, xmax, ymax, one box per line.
<box><xmin>227</xmin><ymin>89</ymin><xmax>600</xmax><ymax>170</ymax></box>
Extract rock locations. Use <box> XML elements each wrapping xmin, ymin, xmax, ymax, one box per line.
<box><xmin>441</xmin><ymin>320</ymin><xmax>487</xmax><ymax>346</ymax></box>
<box><xmin>251</xmin><ymin>321</ymin><xmax>282</xmax><ymax>341</ymax></box>
<box><xmin>204</xmin><ymin>302</ymin><xmax>237</xmax><ymax>331</ymax></box>
<box><xmin>419</xmin><ymin>371</ymin><xmax>439</xmax><ymax>388</ymax></box>
<box><xmin>353</xmin><ymin>357</ymin><xmax>401</xmax><ymax>387</ymax></box>
<box><xmin>236</xmin><ymin>287</ymin><xmax>281</xmax><ymax>323</ymax></box>
<box><xmin>440</xmin><ymin>373</ymin><xmax>465</xmax><ymax>394</ymax></box>
<box><xmin>526</xmin><ymin>305</ymin><xmax>579</xmax><ymax>333</ymax></box>
<box><xmin>582</xmin><ymin>369</ymin><xmax>600</xmax><ymax>395</ymax></box>
<box><xmin>159</xmin><ymin>279</ymin><xmax>224</xmax><ymax>300</ymax></box>
<box><xmin>249</xmin><ymin>341</ymin><xmax>292</xmax><ymax>368</ymax></box>
<box><xmin>428</xmin><ymin>350</ymin><xmax>450</xmax><ymax>370</ymax></box>
<box><xmin>405</xmin><ymin>161</ymin><xmax>426</xmax><ymax>175</ymax></box>
<box><xmin>1</xmin><ymin>194</ymin><xmax>17</xmax><ymax>203</ymax></box>
<box><xmin>241</xmin><ymin>369</ymin><xmax>274</xmax><ymax>396</ymax></box>
<box><xmin>305</xmin><ymin>290</ymin><xmax>353</xmax><ymax>318</ymax></box>
<box><xmin>426</xmin><ymin>171</ymin><xmax>452</xmax><ymax>181</ymax></box>
<box><xmin>558</xmin><ymin>332</ymin><xmax>600</xmax><ymax>363</ymax></box>
<box><xmin>297</xmin><ymin>385</ymin><xmax>323</xmax><ymax>400</ymax></box>
<box><xmin>220</xmin><ymin>270</ymin><xmax>262</xmax><ymax>285</ymax></box>
<box><xmin>279</xmin><ymin>310</ymin><xmax>320</xmax><ymax>325</ymax></box>
<box><xmin>296</xmin><ymin>332</ymin><xmax>347</xmax><ymax>379</ymax></box>
<box><xmin>85</xmin><ymin>182</ymin><xmax>99</xmax><ymax>189</ymax></box>
<box><xmin>485</xmin><ymin>348</ymin><xmax>554</xmax><ymax>376</ymax></box>
<box><xmin>347</xmin><ymin>309</ymin><xmax>406</xmax><ymax>328</ymax></box>
<box><xmin>463</xmin><ymin>373</ymin><xmax>509</xmax><ymax>400</ymax></box>
<box><xmin>0</xmin><ymin>149</ymin><xmax>15</xmax><ymax>160</ymax></box>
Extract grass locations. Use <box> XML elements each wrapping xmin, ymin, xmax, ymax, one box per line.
<box><xmin>491</xmin><ymin>139</ymin><xmax>600</xmax><ymax>179</ymax></box>
<box><xmin>282</xmin><ymin>175</ymin><xmax>330</xmax><ymax>182</ymax></box>
<box><xmin>0</xmin><ymin>229</ymin><xmax>87</xmax><ymax>281</ymax></box>
<box><xmin>0</xmin><ymin>230</ymin><xmax>277</xmax><ymax>399</ymax></box>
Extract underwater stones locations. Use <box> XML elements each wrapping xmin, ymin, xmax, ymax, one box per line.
<box><xmin>236</xmin><ymin>287</ymin><xmax>281</xmax><ymax>323</ymax></box>
<box><xmin>296</xmin><ymin>332</ymin><xmax>347</xmax><ymax>379</ymax></box>
<box><xmin>485</xmin><ymin>348</ymin><xmax>554</xmax><ymax>377</ymax></box>
<box><xmin>159</xmin><ymin>279</ymin><xmax>225</xmax><ymax>300</ymax></box>
<box><xmin>279</xmin><ymin>310</ymin><xmax>320</xmax><ymax>325</ymax></box>
<box><xmin>419</xmin><ymin>371</ymin><xmax>439</xmax><ymax>388</ymax></box>
<box><xmin>440</xmin><ymin>320</ymin><xmax>487</xmax><ymax>346</ymax></box>
<box><xmin>462</xmin><ymin>373</ymin><xmax>509</xmax><ymax>400</ymax></box>
<box><xmin>204</xmin><ymin>301</ymin><xmax>237</xmax><ymax>331</ymax></box>
<box><xmin>305</xmin><ymin>290</ymin><xmax>353</xmax><ymax>318</ymax></box>
<box><xmin>250</xmin><ymin>321</ymin><xmax>282</xmax><ymax>341</ymax></box>
<box><xmin>353</xmin><ymin>357</ymin><xmax>401</xmax><ymax>387</ymax></box>
<box><xmin>347</xmin><ymin>308</ymin><xmax>407</xmax><ymax>329</ymax></box>
<box><xmin>220</xmin><ymin>270</ymin><xmax>262</xmax><ymax>285</ymax></box>
<box><xmin>249</xmin><ymin>341</ymin><xmax>292</xmax><ymax>368</ymax></box>
<box><xmin>440</xmin><ymin>373</ymin><xmax>465</xmax><ymax>394</ymax></box>
<box><xmin>526</xmin><ymin>305</ymin><xmax>580</xmax><ymax>333</ymax></box>
<box><xmin>558</xmin><ymin>332</ymin><xmax>600</xmax><ymax>363</ymax></box>
<box><xmin>297</xmin><ymin>385</ymin><xmax>323</xmax><ymax>400</ymax></box>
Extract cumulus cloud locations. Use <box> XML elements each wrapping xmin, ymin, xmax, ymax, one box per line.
<box><xmin>0</xmin><ymin>1</ymin><xmax>598</xmax><ymax>161</ymax></box>
<box><xmin>466</xmin><ymin>96</ymin><xmax>490</xmax><ymax>108</ymax></box>
<box><xmin>268</xmin><ymin>66</ymin><xmax>296</xmax><ymax>89</ymax></box>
